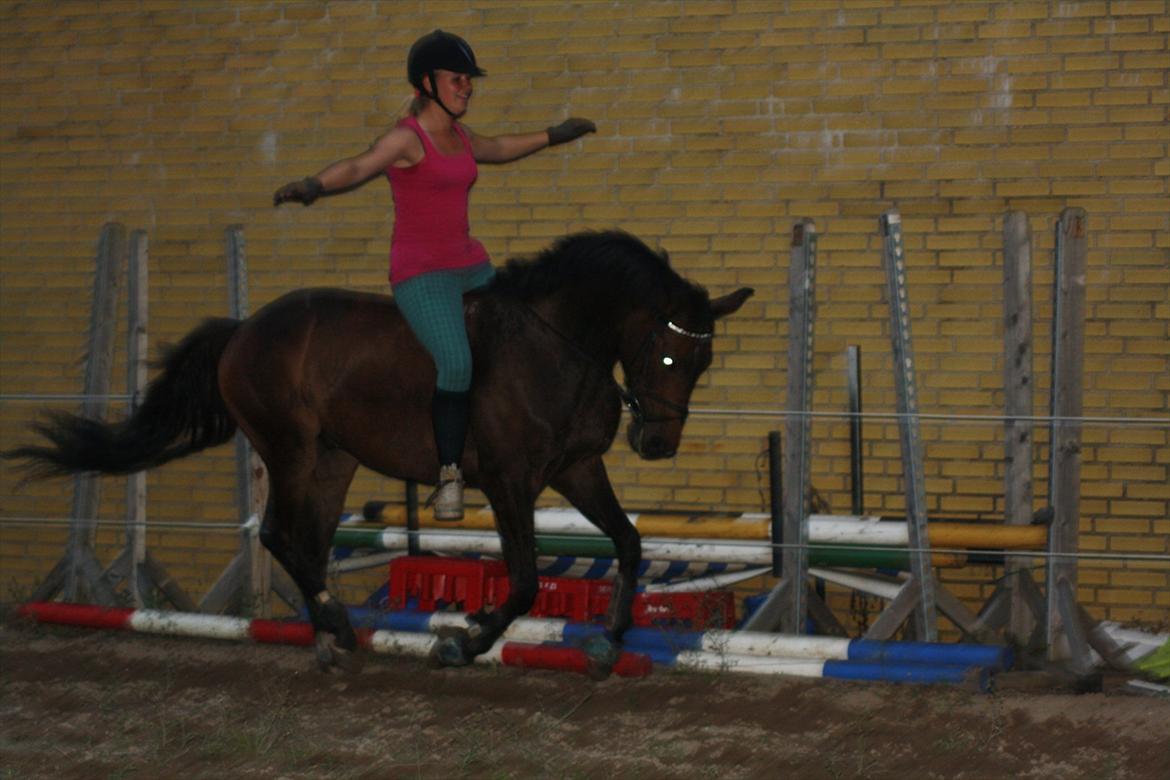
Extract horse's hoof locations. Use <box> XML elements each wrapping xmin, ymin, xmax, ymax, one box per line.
<box><xmin>430</xmin><ymin>633</ymin><xmax>472</xmax><ymax>668</ymax></box>
<box><xmin>581</xmin><ymin>634</ymin><xmax>621</xmax><ymax>681</ymax></box>
<box><xmin>332</xmin><ymin>644</ymin><xmax>365</xmax><ymax>674</ymax></box>
<box><xmin>314</xmin><ymin>633</ymin><xmax>364</xmax><ymax>674</ymax></box>
<box><xmin>314</xmin><ymin>633</ymin><xmax>336</xmax><ymax>672</ymax></box>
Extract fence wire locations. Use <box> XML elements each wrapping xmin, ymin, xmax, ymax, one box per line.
<box><xmin>1</xmin><ymin>516</ymin><xmax>1166</xmax><ymax>564</ymax></box>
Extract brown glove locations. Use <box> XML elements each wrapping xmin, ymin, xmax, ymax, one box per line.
<box><xmin>273</xmin><ymin>177</ymin><xmax>324</xmax><ymax>206</ymax></box>
<box><xmin>547</xmin><ymin>118</ymin><xmax>596</xmax><ymax>147</ymax></box>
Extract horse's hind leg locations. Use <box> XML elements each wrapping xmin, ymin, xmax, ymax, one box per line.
<box><xmin>550</xmin><ymin>456</ymin><xmax>641</xmax><ymax>678</ymax></box>
<box><xmin>260</xmin><ymin>444</ymin><xmax>360</xmax><ymax>672</ymax></box>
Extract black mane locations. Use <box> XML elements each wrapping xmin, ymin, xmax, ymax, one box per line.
<box><xmin>488</xmin><ymin>230</ymin><xmax>711</xmax><ymax>321</ymax></box>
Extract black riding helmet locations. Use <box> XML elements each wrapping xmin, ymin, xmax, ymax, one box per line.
<box><xmin>407</xmin><ymin>30</ymin><xmax>486</xmax><ymax>116</ymax></box>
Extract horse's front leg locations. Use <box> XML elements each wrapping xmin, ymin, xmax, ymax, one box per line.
<box><xmin>550</xmin><ymin>456</ymin><xmax>641</xmax><ymax>678</ymax></box>
<box><xmin>431</xmin><ymin>481</ymin><xmax>538</xmax><ymax>668</ymax></box>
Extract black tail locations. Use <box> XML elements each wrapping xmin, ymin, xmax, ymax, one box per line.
<box><xmin>5</xmin><ymin>318</ymin><xmax>242</xmax><ymax>478</ymax></box>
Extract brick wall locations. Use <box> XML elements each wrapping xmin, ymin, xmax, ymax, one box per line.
<box><xmin>1</xmin><ymin>1</ymin><xmax>1166</xmax><ymax>628</ymax></box>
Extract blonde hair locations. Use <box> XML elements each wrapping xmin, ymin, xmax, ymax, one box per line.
<box><xmin>395</xmin><ymin>92</ymin><xmax>429</xmax><ymax>121</ymax></box>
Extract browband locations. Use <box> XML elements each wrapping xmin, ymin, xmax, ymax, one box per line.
<box><xmin>665</xmin><ymin>320</ymin><xmax>713</xmax><ymax>340</ymax></box>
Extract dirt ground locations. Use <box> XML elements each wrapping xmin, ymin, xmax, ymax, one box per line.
<box><xmin>2</xmin><ymin>617</ymin><xmax>1167</xmax><ymax>780</ymax></box>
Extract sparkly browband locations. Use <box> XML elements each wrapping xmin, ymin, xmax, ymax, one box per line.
<box><xmin>665</xmin><ymin>320</ymin><xmax>713</xmax><ymax>340</ymax></box>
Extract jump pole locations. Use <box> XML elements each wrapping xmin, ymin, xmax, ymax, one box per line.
<box><xmin>331</xmin><ymin>526</ymin><xmax>970</xmax><ymax>569</ymax></box>
<box><xmin>18</xmin><ymin>602</ymin><xmax>1002</xmax><ymax>688</ymax></box>
<box><xmin>350</xmin><ymin>608</ymin><xmax>1002</xmax><ymax>688</ymax></box>
<box><xmin>383</xmin><ymin>508</ymin><xmax>1048</xmax><ymax>549</ymax></box>
<box><xmin>15</xmin><ymin>602</ymin><xmax>652</xmax><ymax>678</ymax></box>
<box><xmin>352</xmin><ymin>608</ymin><xmax>1011</xmax><ymax>668</ymax></box>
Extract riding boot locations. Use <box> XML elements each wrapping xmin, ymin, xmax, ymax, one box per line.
<box><xmin>431</xmin><ymin>389</ymin><xmax>471</xmax><ymax>521</ymax></box>
<box><xmin>434</xmin><ymin>463</ymin><xmax>465</xmax><ymax>521</ymax></box>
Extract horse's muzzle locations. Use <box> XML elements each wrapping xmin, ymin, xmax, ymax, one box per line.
<box><xmin>627</xmin><ymin>421</ymin><xmax>677</xmax><ymax>460</ymax></box>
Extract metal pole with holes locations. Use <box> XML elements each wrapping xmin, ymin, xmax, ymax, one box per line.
<box><xmin>124</xmin><ymin>230</ymin><xmax>149</xmax><ymax>606</ymax></box>
<box><xmin>60</xmin><ymin>223</ymin><xmax>125</xmax><ymax>605</ymax></box>
<box><xmin>742</xmin><ymin>219</ymin><xmax>817</xmax><ymax>632</ymax></box>
<box><xmin>847</xmin><ymin>345</ymin><xmax>864</xmax><ymax>516</ymax></box>
<box><xmin>871</xmin><ymin>210</ymin><xmax>937</xmax><ymax>642</ymax></box>
<box><xmin>227</xmin><ymin>226</ymin><xmax>272</xmax><ymax>616</ymax></box>
<box><xmin>1002</xmin><ymin>212</ymin><xmax>1038</xmax><ymax>642</ymax></box>
<box><xmin>1046</xmin><ymin>208</ymin><xmax>1091</xmax><ymax>672</ymax></box>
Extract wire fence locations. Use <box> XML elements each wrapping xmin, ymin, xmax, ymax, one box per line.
<box><xmin>2</xmin><ymin>392</ymin><xmax>1169</xmax><ymax>427</ymax></box>
<box><xmin>1</xmin><ymin>516</ymin><xmax>1166</xmax><ymax>564</ymax></box>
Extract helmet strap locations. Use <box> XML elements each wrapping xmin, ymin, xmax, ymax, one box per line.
<box><xmin>422</xmin><ymin>71</ymin><xmax>462</xmax><ymax>119</ymax></box>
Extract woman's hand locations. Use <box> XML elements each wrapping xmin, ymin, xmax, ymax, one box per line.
<box><xmin>547</xmin><ymin>118</ymin><xmax>596</xmax><ymax>147</ymax></box>
<box><xmin>273</xmin><ymin>177</ymin><xmax>324</xmax><ymax>207</ymax></box>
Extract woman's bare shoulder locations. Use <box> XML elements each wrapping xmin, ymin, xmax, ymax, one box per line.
<box><xmin>372</xmin><ymin>123</ymin><xmax>424</xmax><ymax>166</ymax></box>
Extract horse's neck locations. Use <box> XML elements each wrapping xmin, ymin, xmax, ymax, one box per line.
<box><xmin>530</xmin><ymin>290</ymin><xmax>629</xmax><ymax>365</ymax></box>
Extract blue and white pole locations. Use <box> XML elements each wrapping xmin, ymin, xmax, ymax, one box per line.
<box><xmin>349</xmin><ymin>608</ymin><xmax>1007</xmax><ymax>688</ymax></box>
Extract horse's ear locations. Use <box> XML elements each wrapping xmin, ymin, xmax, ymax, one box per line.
<box><xmin>711</xmin><ymin>287</ymin><xmax>754</xmax><ymax>319</ymax></box>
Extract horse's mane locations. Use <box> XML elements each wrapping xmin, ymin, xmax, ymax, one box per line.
<box><xmin>489</xmin><ymin>230</ymin><xmax>710</xmax><ymax>315</ymax></box>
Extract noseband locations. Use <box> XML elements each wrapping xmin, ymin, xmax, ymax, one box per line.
<box><xmin>620</xmin><ymin>317</ymin><xmax>713</xmax><ymax>426</ymax></box>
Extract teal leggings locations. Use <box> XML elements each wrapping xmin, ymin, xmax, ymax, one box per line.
<box><xmin>393</xmin><ymin>262</ymin><xmax>495</xmax><ymax>392</ymax></box>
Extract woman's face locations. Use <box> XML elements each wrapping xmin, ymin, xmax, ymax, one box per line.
<box><xmin>427</xmin><ymin>69</ymin><xmax>474</xmax><ymax>116</ymax></box>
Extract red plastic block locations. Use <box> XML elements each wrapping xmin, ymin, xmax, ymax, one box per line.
<box><xmin>387</xmin><ymin>556</ymin><xmax>506</xmax><ymax>612</ymax></box>
<box><xmin>388</xmin><ymin>557</ymin><xmax>737</xmax><ymax>629</ymax></box>
<box><xmin>631</xmin><ymin>591</ymin><xmax>737</xmax><ymax>630</ymax></box>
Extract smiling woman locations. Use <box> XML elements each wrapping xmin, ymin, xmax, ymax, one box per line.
<box><xmin>272</xmin><ymin>30</ymin><xmax>596</xmax><ymax>523</ymax></box>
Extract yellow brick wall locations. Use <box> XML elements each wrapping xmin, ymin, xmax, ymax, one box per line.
<box><xmin>1</xmin><ymin>1</ymin><xmax>1166</xmax><ymax>629</ymax></box>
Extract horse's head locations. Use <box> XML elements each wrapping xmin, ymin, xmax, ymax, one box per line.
<box><xmin>491</xmin><ymin>230</ymin><xmax>754</xmax><ymax>459</ymax></box>
<box><xmin>620</xmin><ymin>287</ymin><xmax>754</xmax><ymax>459</ymax></box>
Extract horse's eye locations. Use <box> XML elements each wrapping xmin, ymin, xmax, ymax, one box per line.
<box><xmin>661</xmin><ymin>356</ymin><xmax>674</xmax><ymax>367</ymax></box>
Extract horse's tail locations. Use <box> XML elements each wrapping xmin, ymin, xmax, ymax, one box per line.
<box><xmin>5</xmin><ymin>317</ymin><xmax>242</xmax><ymax>479</ymax></box>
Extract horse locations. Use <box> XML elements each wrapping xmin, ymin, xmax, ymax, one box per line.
<box><xmin>7</xmin><ymin>230</ymin><xmax>753</xmax><ymax>677</ymax></box>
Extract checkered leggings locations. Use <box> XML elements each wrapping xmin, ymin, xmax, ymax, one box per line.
<box><xmin>392</xmin><ymin>262</ymin><xmax>496</xmax><ymax>392</ymax></box>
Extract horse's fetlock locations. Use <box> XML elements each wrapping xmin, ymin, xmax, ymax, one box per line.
<box><xmin>313</xmin><ymin>594</ymin><xmax>356</xmax><ymax>648</ymax></box>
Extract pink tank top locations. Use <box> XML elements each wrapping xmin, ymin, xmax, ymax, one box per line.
<box><xmin>385</xmin><ymin>115</ymin><xmax>490</xmax><ymax>285</ymax></box>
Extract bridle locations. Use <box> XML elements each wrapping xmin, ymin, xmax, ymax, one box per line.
<box><xmin>519</xmin><ymin>304</ymin><xmax>712</xmax><ymax>427</ymax></box>
<box><xmin>619</xmin><ymin>317</ymin><xmax>713</xmax><ymax>427</ymax></box>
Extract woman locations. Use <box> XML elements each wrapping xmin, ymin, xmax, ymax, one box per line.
<box><xmin>274</xmin><ymin>30</ymin><xmax>595</xmax><ymax>521</ymax></box>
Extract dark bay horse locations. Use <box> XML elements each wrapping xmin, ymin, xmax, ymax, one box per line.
<box><xmin>8</xmin><ymin>230</ymin><xmax>752</xmax><ymax>676</ymax></box>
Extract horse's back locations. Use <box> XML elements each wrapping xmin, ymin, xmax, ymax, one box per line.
<box><xmin>216</xmin><ymin>287</ymin><xmax>441</xmax><ymax>476</ymax></box>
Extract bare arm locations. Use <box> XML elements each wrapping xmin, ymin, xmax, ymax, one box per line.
<box><xmin>467</xmin><ymin>119</ymin><xmax>596</xmax><ymax>165</ymax></box>
<box><xmin>467</xmin><ymin>128</ymin><xmax>550</xmax><ymax>164</ymax></box>
<box><xmin>314</xmin><ymin>128</ymin><xmax>417</xmax><ymax>189</ymax></box>
<box><xmin>274</xmin><ymin>127</ymin><xmax>419</xmax><ymax>206</ymax></box>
